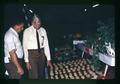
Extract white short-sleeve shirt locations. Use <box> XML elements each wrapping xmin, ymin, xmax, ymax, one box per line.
<box><xmin>4</xmin><ymin>28</ymin><xmax>23</xmax><ymax>63</ymax></box>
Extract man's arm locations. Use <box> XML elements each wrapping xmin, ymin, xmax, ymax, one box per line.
<box><xmin>43</xmin><ymin>28</ymin><xmax>53</xmax><ymax>69</ymax></box>
<box><xmin>9</xmin><ymin>50</ymin><xmax>24</xmax><ymax>75</ymax></box>
<box><xmin>23</xmin><ymin>30</ymin><xmax>29</xmax><ymax>62</ymax></box>
<box><xmin>5</xmin><ymin>34</ymin><xmax>24</xmax><ymax>75</ymax></box>
<box><xmin>23</xmin><ymin>29</ymin><xmax>31</xmax><ymax>70</ymax></box>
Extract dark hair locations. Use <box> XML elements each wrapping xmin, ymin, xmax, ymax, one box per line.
<box><xmin>11</xmin><ymin>17</ymin><xmax>24</xmax><ymax>28</ymax></box>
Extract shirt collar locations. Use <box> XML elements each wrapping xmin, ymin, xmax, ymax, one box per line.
<box><xmin>10</xmin><ymin>27</ymin><xmax>19</xmax><ymax>37</ymax></box>
<box><xmin>31</xmin><ymin>25</ymin><xmax>36</xmax><ymax>30</ymax></box>
<box><xmin>31</xmin><ymin>25</ymin><xmax>41</xmax><ymax>31</ymax></box>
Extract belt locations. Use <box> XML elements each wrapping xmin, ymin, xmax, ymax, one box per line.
<box><xmin>8</xmin><ymin>58</ymin><xmax>22</xmax><ymax>62</ymax></box>
<box><xmin>28</xmin><ymin>48</ymin><xmax>44</xmax><ymax>52</ymax></box>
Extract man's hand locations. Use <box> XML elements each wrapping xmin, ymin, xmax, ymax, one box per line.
<box><xmin>17</xmin><ymin>66</ymin><xmax>24</xmax><ymax>75</ymax></box>
<box><xmin>47</xmin><ymin>60</ymin><xmax>53</xmax><ymax>69</ymax></box>
<box><xmin>26</xmin><ymin>62</ymin><xmax>32</xmax><ymax>70</ymax></box>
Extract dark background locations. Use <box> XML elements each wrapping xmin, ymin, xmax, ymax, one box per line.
<box><xmin>3</xmin><ymin>4</ymin><xmax>114</xmax><ymax>53</ymax></box>
<box><xmin>2</xmin><ymin>3</ymin><xmax>115</xmax><ymax>79</ymax></box>
<box><xmin>0</xmin><ymin>0</ymin><xmax>118</xmax><ymax>84</ymax></box>
<box><xmin>4</xmin><ymin>4</ymin><xmax>114</xmax><ymax>35</ymax></box>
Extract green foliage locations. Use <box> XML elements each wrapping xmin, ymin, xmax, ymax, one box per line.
<box><xmin>86</xmin><ymin>17</ymin><xmax>115</xmax><ymax>71</ymax></box>
<box><xmin>97</xmin><ymin>18</ymin><xmax>115</xmax><ymax>49</ymax></box>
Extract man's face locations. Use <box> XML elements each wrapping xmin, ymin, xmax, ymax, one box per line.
<box><xmin>15</xmin><ymin>23</ymin><xmax>24</xmax><ymax>33</ymax></box>
<box><xmin>32</xmin><ymin>18</ymin><xmax>41</xmax><ymax>30</ymax></box>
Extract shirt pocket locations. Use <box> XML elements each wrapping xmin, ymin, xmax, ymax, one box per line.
<box><xmin>28</xmin><ymin>34</ymin><xmax>37</xmax><ymax>48</ymax></box>
<box><xmin>29</xmin><ymin>34</ymin><xmax>36</xmax><ymax>41</ymax></box>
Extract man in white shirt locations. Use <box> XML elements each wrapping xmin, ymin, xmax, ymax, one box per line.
<box><xmin>4</xmin><ymin>19</ymin><xmax>24</xmax><ymax>79</ymax></box>
<box><xmin>23</xmin><ymin>14</ymin><xmax>52</xmax><ymax>79</ymax></box>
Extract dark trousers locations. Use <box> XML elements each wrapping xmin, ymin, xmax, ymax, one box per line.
<box><xmin>28</xmin><ymin>49</ymin><xmax>47</xmax><ymax>79</ymax></box>
<box><xmin>5</xmin><ymin>59</ymin><xmax>22</xmax><ymax>79</ymax></box>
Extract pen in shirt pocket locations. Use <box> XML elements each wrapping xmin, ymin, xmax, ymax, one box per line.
<box><xmin>41</xmin><ymin>36</ymin><xmax>44</xmax><ymax>46</ymax></box>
